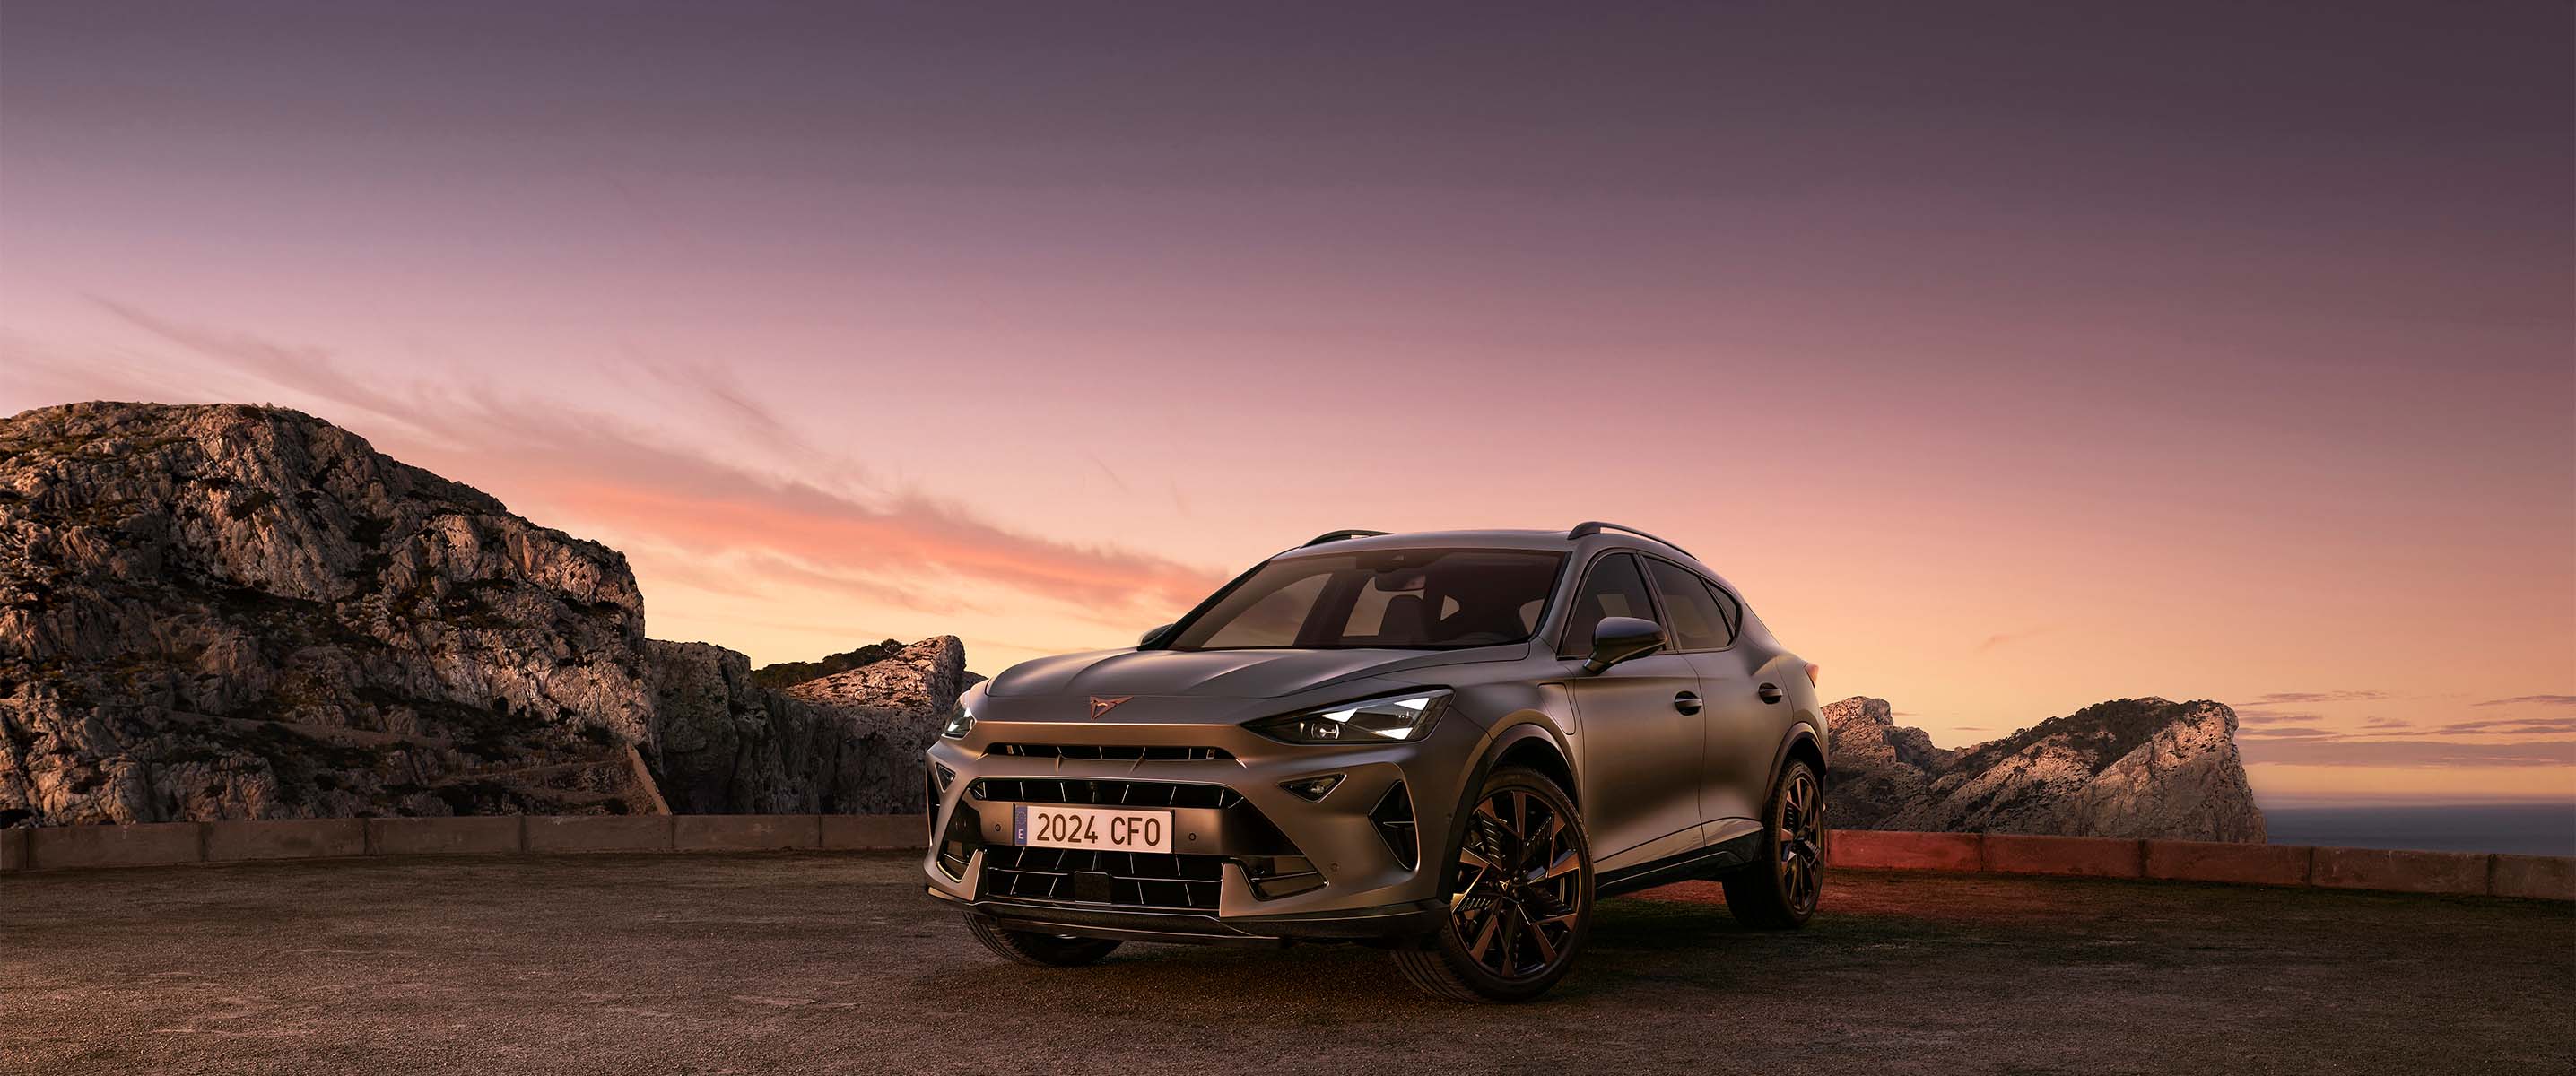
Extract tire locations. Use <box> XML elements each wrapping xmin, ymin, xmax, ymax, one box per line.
<box><xmin>962</xmin><ymin>914</ymin><xmax>1123</xmax><ymax>967</ymax></box>
<box><xmin>1393</xmin><ymin>766</ymin><xmax>1595</xmax><ymax>1002</ymax></box>
<box><xmin>1721</xmin><ymin>758</ymin><xmax>1823</xmax><ymax>930</ymax></box>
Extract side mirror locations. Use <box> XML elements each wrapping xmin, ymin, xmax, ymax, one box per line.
<box><xmin>1139</xmin><ymin>623</ymin><xmax>1175</xmax><ymax>648</ymax></box>
<box><xmin>1582</xmin><ymin>616</ymin><xmax>1667</xmax><ymax>674</ymax></box>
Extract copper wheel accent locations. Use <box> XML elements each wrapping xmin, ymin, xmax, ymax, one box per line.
<box><xmin>1776</xmin><ymin>768</ymin><xmax>1823</xmax><ymax>915</ymax></box>
<box><xmin>1447</xmin><ymin>787</ymin><xmax>1584</xmax><ymax>980</ymax></box>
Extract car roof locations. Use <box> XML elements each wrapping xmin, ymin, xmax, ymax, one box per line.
<box><xmin>1278</xmin><ymin>526</ymin><xmax>1720</xmax><ymax>581</ymax></box>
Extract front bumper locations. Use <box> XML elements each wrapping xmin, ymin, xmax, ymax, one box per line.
<box><xmin>919</xmin><ymin>690</ymin><xmax>1478</xmax><ymax>942</ymax></box>
<box><xmin>934</xmin><ymin>887</ymin><xmax>1447</xmax><ymax>946</ymax></box>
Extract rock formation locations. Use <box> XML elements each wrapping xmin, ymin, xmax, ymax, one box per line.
<box><xmin>1824</xmin><ymin>696</ymin><xmax>2267</xmax><ymax>842</ymax></box>
<box><xmin>0</xmin><ymin>402</ymin><xmax>962</xmax><ymax>826</ymax></box>
<box><xmin>645</xmin><ymin>636</ymin><xmax>963</xmax><ymax>814</ymax></box>
<box><xmin>1819</xmin><ymin>697</ymin><xmax>1954</xmax><ymax>829</ymax></box>
<box><xmin>748</xmin><ymin>639</ymin><xmax>908</xmax><ymax>690</ymax></box>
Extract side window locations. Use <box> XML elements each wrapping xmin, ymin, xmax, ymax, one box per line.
<box><xmin>1557</xmin><ymin>553</ymin><xmax>1659</xmax><ymax>657</ymax></box>
<box><xmin>1703</xmin><ymin>581</ymin><xmax>1743</xmax><ymax>643</ymax></box>
<box><xmin>1646</xmin><ymin>559</ymin><xmax>1729</xmax><ymax>651</ymax></box>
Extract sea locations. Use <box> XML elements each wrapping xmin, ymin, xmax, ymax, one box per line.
<box><xmin>2259</xmin><ymin>802</ymin><xmax>2576</xmax><ymax>857</ymax></box>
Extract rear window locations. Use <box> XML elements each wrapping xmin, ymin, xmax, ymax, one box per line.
<box><xmin>1646</xmin><ymin>558</ymin><xmax>1731</xmax><ymax>651</ymax></box>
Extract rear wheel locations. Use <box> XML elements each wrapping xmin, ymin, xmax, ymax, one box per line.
<box><xmin>1721</xmin><ymin>759</ymin><xmax>1823</xmax><ymax>930</ymax></box>
<box><xmin>1393</xmin><ymin>766</ymin><xmax>1594</xmax><ymax>1002</ymax></box>
<box><xmin>962</xmin><ymin>915</ymin><xmax>1122</xmax><ymax>967</ymax></box>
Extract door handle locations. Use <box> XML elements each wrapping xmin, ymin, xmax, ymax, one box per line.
<box><xmin>1673</xmin><ymin>690</ymin><xmax>1703</xmax><ymax>716</ymax></box>
<box><xmin>1757</xmin><ymin>682</ymin><xmax>1784</xmax><ymax>704</ymax></box>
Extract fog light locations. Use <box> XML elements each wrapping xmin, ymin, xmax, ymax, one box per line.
<box><xmin>1279</xmin><ymin>774</ymin><xmax>1344</xmax><ymax>802</ymax></box>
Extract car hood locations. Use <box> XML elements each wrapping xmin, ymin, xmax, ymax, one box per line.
<box><xmin>984</xmin><ymin>644</ymin><xmax>1525</xmax><ymax>700</ymax></box>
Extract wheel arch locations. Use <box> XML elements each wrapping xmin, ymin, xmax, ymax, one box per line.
<box><xmin>1767</xmin><ymin>720</ymin><xmax>1827</xmax><ymax>804</ymax></box>
<box><xmin>1490</xmin><ymin>726</ymin><xmax>1580</xmax><ymax>807</ymax></box>
<box><xmin>1435</xmin><ymin>716</ymin><xmax>1578</xmax><ymax>889</ymax></box>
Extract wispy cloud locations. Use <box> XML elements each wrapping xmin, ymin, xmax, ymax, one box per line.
<box><xmin>1974</xmin><ymin>625</ymin><xmax>2057</xmax><ymax>653</ymax></box>
<box><xmin>2427</xmin><ymin>716</ymin><xmax>2576</xmax><ymax>736</ymax></box>
<box><xmin>2233</xmin><ymin>707</ymin><xmax>2324</xmax><ymax>725</ymax></box>
<box><xmin>2239</xmin><ymin>739</ymin><xmax>2576</xmax><ymax>768</ymax></box>
<box><xmin>1083</xmin><ymin>453</ymin><xmax>1131</xmax><ymax>494</ymax></box>
<box><xmin>2474</xmin><ymin>695</ymin><xmax>2576</xmax><ymax>708</ymax></box>
<box><xmin>14</xmin><ymin>302</ymin><xmax>1231</xmax><ymax>628</ymax></box>
<box><xmin>2238</xmin><ymin>726</ymin><xmax>2347</xmax><ymax>741</ymax></box>
<box><xmin>2246</xmin><ymin>690</ymin><xmax>2394</xmax><ymax>705</ymax></box>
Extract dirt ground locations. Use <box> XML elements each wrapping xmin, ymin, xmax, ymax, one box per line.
<box><xmin>3</xmin><ymin>852</ymin><xmax>2569</xmax><ymax>1075</ymax></box>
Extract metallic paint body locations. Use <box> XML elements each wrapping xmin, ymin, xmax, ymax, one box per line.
<box><xmin>925</xmin><ymin>526</ymin><xmax>1821</xmax><ymax>942</ymax></box>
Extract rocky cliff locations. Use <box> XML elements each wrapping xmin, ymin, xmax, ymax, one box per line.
<box><xmin>0</xmin><ymin>402</ymin><xmax>961</xmax><ymax>825</ymax></box>
<box><xmin>645</xmin><ymin>636</ymin><xmax>962</xmax><ymax>814</ymax></box>
<box><xmin>1824</xmin><ymin>696</ymin><xmax>2267</xmax><ymax>842</ymax></box>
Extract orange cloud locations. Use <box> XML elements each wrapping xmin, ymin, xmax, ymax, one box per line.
<box><xmin>23</xmin><ymin>301</ymin><xmax>1230</xmax><ymax>626</ymax></box>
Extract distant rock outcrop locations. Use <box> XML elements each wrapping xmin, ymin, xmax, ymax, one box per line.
<box><xmin>0</xmin><ymin>402</ymin><xmax>960</xmax><ymax>826</ymax></box>
<box><xmin>1825</xmin><ymin>696</ymin><xmax>2267</xmax><ymax>843</ymax></box>
<box><xmin>748</xmin><ymin>639</ymin><xmax>907</xmax><ymax>690</ymax></box>
<box><xmin>1820</xmin><ymin>698</ymin><xmax>1954</xmax><ymax>829</ymax></box>
<box><xmin>647</xmin><ymin>636</ymin><xmax>963</xmax><ymax>814</ymax></box>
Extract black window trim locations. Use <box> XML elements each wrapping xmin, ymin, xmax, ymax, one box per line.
<box><xmin>1703</xmin><ymin>577</ymin><xmax>1745</xmax><ymax>643</ymax></box>
<box><xmin>1635</xmin><ymin>552</ymin><xmax>1738</xmax><ymax>655</ymax></box>
<box><xmin>1553</xmin><ymin>550</ymin><xmax>1677</xmax><ymax>659</ymax></box>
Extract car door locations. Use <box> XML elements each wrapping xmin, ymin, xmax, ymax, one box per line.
<box><xmin>1640</xmin><ymin>559</ymin><xmax>1772</xmax><ymax>836</ymax></box>
<box><xmin>1558</xmin><ymin>552</ymin><xmax>1707</xmax><ymax>872</ymax></box>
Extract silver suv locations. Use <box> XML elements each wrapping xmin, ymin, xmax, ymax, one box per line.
<box><xmin>924</xmin><ymin>523</ymin><xmax>1825</xmax><ymax>1001</ymax></box>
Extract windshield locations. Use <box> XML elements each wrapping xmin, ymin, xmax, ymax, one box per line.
<box><xmin>1166</xmin><ymin>549</ymin><xmax>1566</xmax><ymax>651</ymax></box>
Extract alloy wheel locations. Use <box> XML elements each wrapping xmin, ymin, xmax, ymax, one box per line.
<box><xmin>1777</xmin><ymin>768</ymin><xmax>1823</xmax><ymax>915</ymax></box>
<box><xmin>1447</xmin><ymin>788</ymin><xmax>1585</xmax><ymax>980</ymax></box>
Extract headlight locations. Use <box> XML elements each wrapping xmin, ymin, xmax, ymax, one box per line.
<box><xmin>941</xmin><ymin>699</ymin><xmax>975</xmax><ymax>739</ymax></box>
<box><xmin>1247</xmin><ymin>690</ymin><xmax>1450</xmax><ymax>744</ymax></box>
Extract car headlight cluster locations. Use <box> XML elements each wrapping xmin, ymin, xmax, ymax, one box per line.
<box><xmin>1247</xmin><ymin>690</ymin><xmax>1449</xmax><ymax>744</ymax></box>
<box><xmin>941</xmin><ymin>699</ymin><xmax>975</xmax><ymax>739</ymax></box>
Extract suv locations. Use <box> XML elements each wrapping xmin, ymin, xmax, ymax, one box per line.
<box><xmin>923</xmin><ymin>523</ymin><xmax>1825</xmax><ymax>1001</ymax></box>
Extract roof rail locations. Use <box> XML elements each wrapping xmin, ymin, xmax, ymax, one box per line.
<box><xmin>1303</xmin><ymin>529</ymin><xmax>1392</xmax><ymax>547</ymax></box>
<box><xmin>1566</xmin><ymin>521</ymin><xmax>1694</xmax><ymax>558</ymax></box>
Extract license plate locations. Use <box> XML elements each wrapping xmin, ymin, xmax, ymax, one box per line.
<box><xmin>1013</xmin><ymin>804</ymin><xmax>1174</xmax><ymax>853</ymax></box>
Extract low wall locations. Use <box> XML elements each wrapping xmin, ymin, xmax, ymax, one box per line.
<box><xmin>0</xmin><ymin>814</ymin><xmax>925</xmax><ymax>874</ymax></box>
<box><xmin>1826</xmin><ymin>830</ymin><xmax>2574</xmax><ymax>901</ymax></box>
<box><xmin>3</xmin><ymin>819</ymin><xmax>2567</xmax><ymax>901</ymax></box>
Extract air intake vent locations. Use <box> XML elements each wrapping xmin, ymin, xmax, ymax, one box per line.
<box><xmin>1371</xmin><ymin>781</ymin><xmax>1418</xmax><ymax>869</ymax></box>
<box><xmin>1243</xmin><ymin>855</ymin><xmax>1324</xmax><ymax>900</ymax></box>
<box><xmin>936</xmin><ymin>802</ymin><xmax>982</xmax><ymax>881</ymax></box>
<box><xmin>971</xmin><ymin>778</ymin><xmax>1243</xmax><ymax>811</ymax></box>
<box><xmin>981</xmin><ymin>846</ymin><xmax>1226</xmax><ymax>910</ymax></box>
<box><xmin>991</xmin><ymin>744</ymin><xmax>1233</xmax><ymax>761</ymax></box>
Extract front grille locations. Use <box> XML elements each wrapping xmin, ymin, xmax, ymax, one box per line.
<box><xmin>990</xmin><ymin>743</ymin><xmax>1233</xmax><ymax>761</ymax></box>
<box><xmin>981</xmin><ymin>846</ymin><xmax>1225</xmax><ymax>910</ymax></box>
<box><xmin>971</xmin><ymin>777</ymin><xmax>1243</xmax><ymax>810</ymax></box>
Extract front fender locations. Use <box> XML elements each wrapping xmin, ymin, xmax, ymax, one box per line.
<box><xmin>1432</xmin><ymin>711</ymin><xmax>1575</xmax><ymax>887</ymax></box>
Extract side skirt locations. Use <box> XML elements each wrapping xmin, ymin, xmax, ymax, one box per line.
<box><xmin>1596</xmin><ymin>829</ymin><xmax>1766</xmax><ymax>898</ymax></box>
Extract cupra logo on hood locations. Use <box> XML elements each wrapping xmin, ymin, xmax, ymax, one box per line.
<box><xmin>1087</xmin><ymin>696</ymin><xmax>1134</xmax><ymax>719</ymax></box>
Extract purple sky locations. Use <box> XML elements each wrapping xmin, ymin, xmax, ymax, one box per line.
<box><xmin>4</xmin><ymin>2</ymin><xmax>2571</xmax><ymax>801</ymax></box>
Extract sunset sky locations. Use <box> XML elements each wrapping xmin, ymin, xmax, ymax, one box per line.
<box><xmin>4</xmin><ymin>2</ymin><xmax>2569</xmax><ymax>803</ymax></box>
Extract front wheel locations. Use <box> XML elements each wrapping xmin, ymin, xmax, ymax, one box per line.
<box><xmin>1721</xmin><ymin>759</ymin><xmax>1823</xmax><ymax>930</ymax></box>
<box><xmin>962</xmin><ymin>914</ymin><xmax>1122</xmax><ymax>967</ymax></box>
<box><xmin>1393</xmin><ymin>766</ymin><xmax>1595</xmax><ymax>1002</ymax></box>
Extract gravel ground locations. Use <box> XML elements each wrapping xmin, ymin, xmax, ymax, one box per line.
<box><xmin>4</xmin><ymin>852</ymin><xmax>2569</xmax><ymax>1075</ymax></box>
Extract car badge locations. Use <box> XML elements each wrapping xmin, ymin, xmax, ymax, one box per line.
<box><xmin>1087</xmin><ymin>695</ymin><xmax>1133</xmax><ymax>719</ymax></box>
